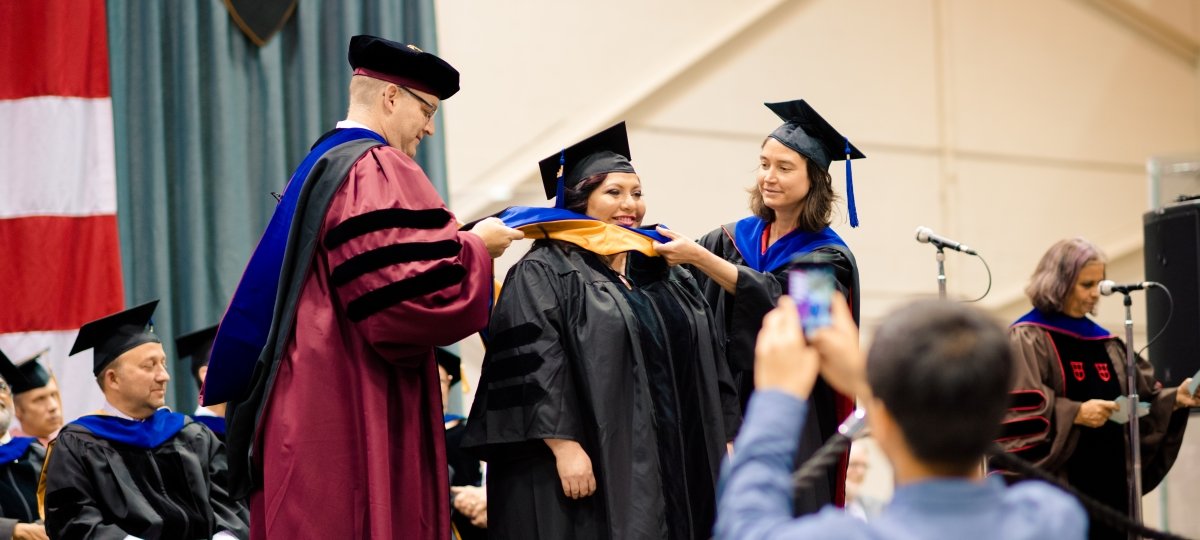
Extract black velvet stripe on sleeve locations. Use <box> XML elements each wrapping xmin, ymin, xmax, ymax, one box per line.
<box><xmin>1009</xmin><ymin>442</ymin><xmax>1051</xmax><ymax>465</ymax></box>
<box><xmin>487</xmin><ymin>323</ymin><xmax>540</xmax><ymax>352</ymax></box>
<box><xmin>323</xmin><ymin>208</ymin><xmax>453</xmax><ymax>249</ymax></box>
<box><xmin>481</xmin><ymin>352</ymin><xmax>545</xmax><ymax>382</ymax></box>
<box><xmin>346</xmin><ymin>264</ymin><xmax>466</xmax><ymax>322</ymax></box>
<box><xmin>484</xmin><ymin>382</ymin><xmax>548</xmax><ymax>411</ymax></box>
<box><xmin>998</xmin><ymin>416</ymin><xmax>1049</xmax><ymax>440</ymax></box>
<box><xmin>1007</xmin><ymin>390</ymin><xmax>1046</xmax><ymax>412</ymax></box>
<box><xmin>330</xmin><ymin>240</ymin><xmax>462</xmax><ymax>286</ymax></box>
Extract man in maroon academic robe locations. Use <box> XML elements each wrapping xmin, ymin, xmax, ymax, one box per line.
<box><xmin>222</xmin><ymin>35</ymin><xmax>523</xmax><ymax>540</ymax></box>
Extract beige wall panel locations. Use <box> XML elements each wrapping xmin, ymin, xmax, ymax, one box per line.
<box><xmin>948</xmin><ymin>0</ymin><xmax>1200</xmax><ymax>163</ymax></box>
<box><xmin>434</xmin><ymin>0</ymin><xmax>780</xmax><ymax>196</ymax></box>
<box><xmin>634</xmin><ymin>0</ymin><xmax>941</xmax><ymax>151</ymax></box>
<box><xmin>830</xmin><ymin>153</ymin><xmax>945</xmax><ymax>305</ymax></box>
<box><xmin>951</xmin><ymin>159</ymin><xmax>1146</xmax><ymax>309</ymax></box>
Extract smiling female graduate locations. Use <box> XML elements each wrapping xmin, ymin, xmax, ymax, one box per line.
<box><xmin>654</xmin><ymin>99</ymin><xmax>864</xmax><ymax>515</ymax></box>
<box><xmin>462</xmin><ymin>123</ymin><xmax>741</xmax><ymax>540</ymax></box>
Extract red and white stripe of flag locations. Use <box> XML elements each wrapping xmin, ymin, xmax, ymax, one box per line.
<box><xmin>0</xmin><ymin>0</ymin><xmax>123</xmax><ymax>422</ymax></box>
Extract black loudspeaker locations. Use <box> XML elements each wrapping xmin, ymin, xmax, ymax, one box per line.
<box><xmin>1143</xmin><ymin>201</ymin><xmax>1200</xmax><ymax>387</ymax></box>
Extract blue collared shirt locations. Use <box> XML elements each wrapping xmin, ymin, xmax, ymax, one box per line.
<box><xmin>715</xmin><ymin>391</ymin><xmax>1087</xmax><ymax>539</ymax></box>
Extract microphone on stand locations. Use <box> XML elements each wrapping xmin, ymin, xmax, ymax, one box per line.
<box><xmin>914</xmin><ymin>226</ymin><xmax>978</xmax><ymax>255</ymax></box>
<box><xmin>1098</xmin><ymin>280</ymin><xmax>1157</xmax><ymax>296</ymax></box>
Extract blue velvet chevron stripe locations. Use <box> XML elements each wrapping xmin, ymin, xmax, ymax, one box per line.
<box><xmin>483</xmin><ymin>206</ymin><xmax>671</xmax><ymax>254</ymax></box>
<box><xmin>1012</xmin><ymin>308</ymin><xmax>1113</xmax><ymax>340</ymax></box>
<box><xmin>73</xmin><ymin>410</ymin><xmax>188</xmax><ymax>449</ymax></box>
<box><xmin>494</xmin><ymin>206</ymin><xmax>669</xmax><ymax>243</ymax></box>
<box><xmin>0</xmin><ymin>437</ymin><xmax>35</xmax><ymax>463</ymax></box>
<box><xmin>192</xmin><ymin>414</ymin><xmax>227</xmax><ymax>437</ymax></box>
<box><xmin>203</xmin><ymin>128</ymin><xmax>385</xmax><ymax>405</ymax></box>
<box><xmin>731</xmin><ymin>216</ymin><xmax>847</xmax><ymax>273</ymax></box>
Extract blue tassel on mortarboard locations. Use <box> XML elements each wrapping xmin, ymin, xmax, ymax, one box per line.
<box><xmin>844</xmin><ymin>137</ymin><xmax>859</xmax><ymax>228</ymax></box>
<box><xmin>554</xmin><ymin>149</ymin><xmax>567</xmax><ymax>209</ymax></box>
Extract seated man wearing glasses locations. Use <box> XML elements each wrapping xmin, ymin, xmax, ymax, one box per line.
<box><xmin>0</xmin><ymin>350</ymin><xmax>48</xmax><ymax>540</ymax></box>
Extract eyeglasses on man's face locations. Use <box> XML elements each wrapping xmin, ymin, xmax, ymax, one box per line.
<box><xmin>397</xmin><ymin>85</ymin><xmax>437</xmax><ymax>121</ymax></box>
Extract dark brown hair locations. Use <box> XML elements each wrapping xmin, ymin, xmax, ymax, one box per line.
<box><xmin>867</xmin><ymin>300</ymin><xmax>1013</xmax><ymax>473</ymax></box>
<box><xmin>747</xmin><ymin>138</ymin><xmax>836</xmax><ymax>232</ymax></box>
<box><xmin>563</xmin><ymin>173</ymin><xmax>609</xmax><ymax>215</ymax></box>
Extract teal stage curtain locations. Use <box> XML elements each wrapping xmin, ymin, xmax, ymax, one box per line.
<box><xmin>106</xmin><ymin>0</ymin><xmax>446</xmax><ymax>410</ymax></box>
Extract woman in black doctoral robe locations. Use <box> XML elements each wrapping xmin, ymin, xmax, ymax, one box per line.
<box><xmin>462</xmin><ymin>123</ymin><xmax>740</xmax><ymax>540</ymax></box>
<box><xmin>998</xmin><ymin>237</ymin><xmax>1199</xmax><ymax>540</ymax></box>
<box><xmin>654</xmin><ymin>99</ymin><xmax>863</xmax><ymax>513</ymax></box>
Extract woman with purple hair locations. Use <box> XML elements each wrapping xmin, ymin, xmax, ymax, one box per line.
<box><xmin>997</xmin><ymin>237</ymin><xmax>1200</xmax><ymax>539</ymax></box>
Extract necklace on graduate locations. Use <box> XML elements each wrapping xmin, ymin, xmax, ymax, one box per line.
<box><xmin>605</xmin><ymin>261</ymin><xmax>632</xmax><ymax>287</ymax></box>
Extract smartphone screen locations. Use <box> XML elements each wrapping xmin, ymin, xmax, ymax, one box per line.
<box><xmin>788</xmin><ymin>263</ymin><xmax>835</xmax><ymax>338</ymax></box>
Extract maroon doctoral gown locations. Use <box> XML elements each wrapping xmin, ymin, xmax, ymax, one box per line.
<box><xmin>244</xmin><ymin>136</ymin><xmax>493</xmax><ymax>539</ymax></box>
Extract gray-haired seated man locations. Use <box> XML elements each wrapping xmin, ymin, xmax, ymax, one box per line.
<box><xmin>716</xmin><ymin>295</ymin><xmax>1087</xmax><ymax>539</ymax></box>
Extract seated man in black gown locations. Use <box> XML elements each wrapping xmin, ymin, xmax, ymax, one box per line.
<box><xmin>175</xmin><ymin>324</ymin><xmax>226</xmax><ymax>440</ymax></box>
<box><xmin>40</xmin><ymin>301</ymin><xmax>248</xmax><ymax>539</ymax></box>
<box><xmin>0</xmin><ymin>349</ymin><xmax>48</xmax><ymax>540</ymax></box>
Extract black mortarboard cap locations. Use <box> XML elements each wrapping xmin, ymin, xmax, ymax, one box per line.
<box><xmin>176</xmin><ymin>325</ymin><xmax>218</xmax><ymax>378</ymax></box>
<box><xmin>538</xmin><ymin>122</ymin><xmax>636</xmax><ymax>209</ymax></box>
<box><xmin>348</xmin><ymin>35</ymin><xmax>460</xmax><ymax>100</ymax></box>
<box><xmin>435</xmin><ymin>347</ymin><xmax>461</xmax><ymax>386</ymax></box>
<box><xmin>70</xmin><ymin>300</ymin><xmax>162</xmax><ymax>376</ymax></box>
<box><xmin>765</xmin><ymin>100</ymin><xmax>866</xmax><ymax>227</ymax></box>
<box><xmin>0</xmin><ymin>348</ymin><xmax>51</xmax><ymax>394</ymax></box>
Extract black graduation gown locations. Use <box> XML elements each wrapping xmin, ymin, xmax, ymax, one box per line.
<box><xmin>0</xmin><ymin>438</ymin><xmax>43</xmax><ymax>538</ymax></box>
<box><xmin>447</xmin><ymin>421</ymin><xmax>483</xmax><ymax>489</ymax></box>
<box><xmin>694</xmin><ymin>222</ymin><xmax>859</xmax><ymax>515</ymax></box>
<box><xmin>462</xmin><ymin>240</ymin><xmax>740</xmax><ymax>540</ymax></box>
<box><xmin>42</xmin><ymin>418</ymin><xmax>249</xmax><ymax>540</ymax></box>
<box><xmin>190</xmin><ymin>414</ymin><xmax>226</xmax><ymax>443</ymax></box>
<box><xmin>446</xmin><ymin>420</ymin><xmax>486</xmax><ymax>540</ymax></box>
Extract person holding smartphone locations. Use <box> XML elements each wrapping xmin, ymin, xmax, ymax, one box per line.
<box><xmin>716</xmin><ymin>295</ymin><xmax>1087</xmax><ymax>540</ymax></box>
<box><xmin>463</xmin><ymin>123</ymin><xmax>740</xmax><ymax>540</ymax></box>
<box><xmin>655</xmin><ymin>99</ymin><xmax>864</xmax><ymax>514</ymax></box>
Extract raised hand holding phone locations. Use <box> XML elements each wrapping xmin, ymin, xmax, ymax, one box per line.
<box><xmin>754</xmin><ymin>296</ymin><xmax>820</xmax><ymax>399</ymax></box>
<box><xmin>788</xmin><ymin>262</ymin><xmax>835</xmax><ymax>338</ymax></box>
<box><xmin>806</xmin><ymin>293</ymin><xmax>867</xmax><ymax>399</ymax></box>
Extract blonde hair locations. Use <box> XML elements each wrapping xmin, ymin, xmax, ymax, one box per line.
<box><xmin>348</xmin><ymin>75</ymin><xmax>391</xmax><ymax>108</ymax></box>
